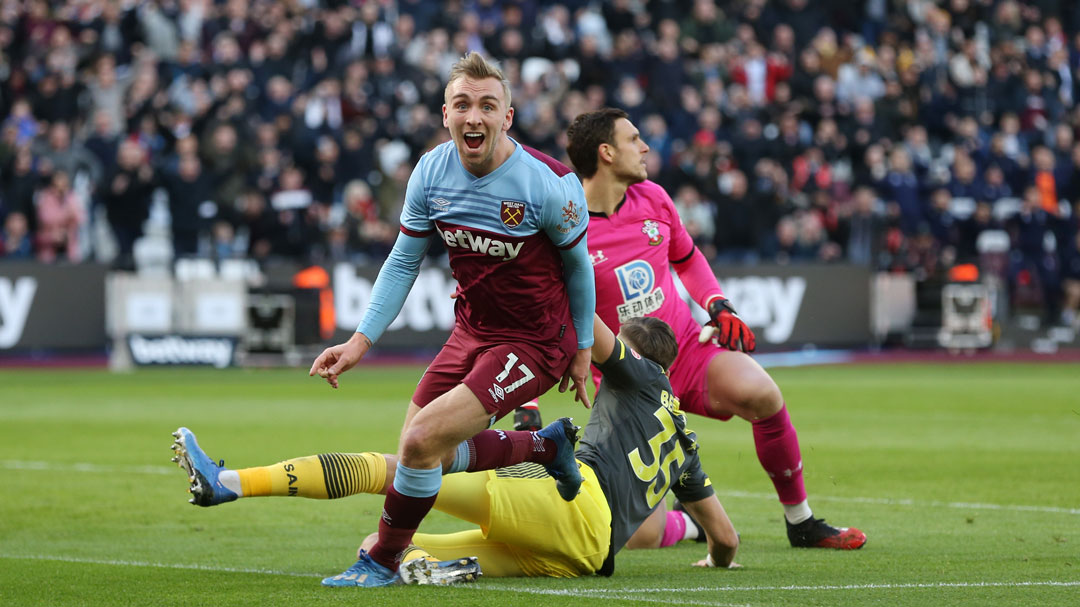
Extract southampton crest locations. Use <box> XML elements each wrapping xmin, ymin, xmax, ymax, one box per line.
<box><xmin>642</xmin><ymin>220</ymin><xmax>663</xmax><ymax>245</ymax></box>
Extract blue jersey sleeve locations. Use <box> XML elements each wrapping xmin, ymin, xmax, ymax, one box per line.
<box><xmin>356</xmin><ymin>232</ymin><xmax>430</xmax><ymax>342</ymax></box>
<box><xmin>559</xmin><ymin>238</ymin><xmax>595</xmax><ymax>348</ymax></box>
<box><xmin>540</xmin><ymin>173</ymin><xmax>589</xmax><ymax>249</ymax></box>
<box><xmin>542</xmin><ymin>174</ymin><xmax>594</xmax><ymax>348</ymax></box>
<box><xmin>399</xmin><ymin>156</ymin><xmax>433</xmax><ymax>236</ymax></box>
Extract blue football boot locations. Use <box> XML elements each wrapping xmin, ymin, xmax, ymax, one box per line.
<box><xmin>322</xmin><ymin>550</ymin><xmax>402</xmax><ymax>587</ymax></box>
<box><xmin>535</xmin><ymin>417</ymin><xmax>583</xmax><ymax>501</ymax></box>
<box><xmin>171</xmin><ymin>427</ymin><xmax>238</xmax><ymax>507</ymax></box>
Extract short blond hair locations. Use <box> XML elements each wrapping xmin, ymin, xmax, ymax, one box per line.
<box><xmin>444</xmin><ymin>52</ymin><xmax>512</xmax><ymax>108</ymax></box>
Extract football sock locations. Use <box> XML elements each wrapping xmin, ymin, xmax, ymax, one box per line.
<box><xmin>400</xmin><ymin>545</ymin><xmax>437</xmax><ymax>563</ymax></box>
<box><xmin>751</xmin><ymin>404</ymin><xmax>808</xmax><ymax>505</ymax></box>
<box><xmin>229</xmin><ymin>453</ymin><xmax>386</xmax><ymax>499</ymax></box>
<box><xmin>368</xmin><ymin>464</ymin><xmax>441</xmax><ymax>570</ymax></box>
<box><xmin>461</xmin><ymin>429</ymin><xmax>557</xmax><ymax>472</ymax></box>
<box><xmin>784</xmin><ymin>500</ymin><xmax>813</xmax><ymax>525</ymax></box>
<box><xmin>660</xmin><ymin>510</ymin><xmax>689</xmax><ymax>547</ymax></box>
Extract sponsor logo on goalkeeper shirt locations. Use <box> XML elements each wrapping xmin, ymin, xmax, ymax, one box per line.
<box><xmin>614</xmin><ymin>260</ymin><xmax>665</xmax><ymax>322</ymax></box>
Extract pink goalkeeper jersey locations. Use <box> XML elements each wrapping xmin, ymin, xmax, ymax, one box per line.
<box><xmin>588</xmin><ymin>180</ymin><xmax>702</xmax><ymax>343</ymax></box>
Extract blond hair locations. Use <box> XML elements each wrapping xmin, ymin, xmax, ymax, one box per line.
<box><xmin>444</xmin><ymin>52</ymin><xmax>512</xmax><ymax>108</ymax></box>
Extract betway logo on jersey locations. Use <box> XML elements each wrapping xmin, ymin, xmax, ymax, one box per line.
<box><xmin>440</xmin><ymin>229</ymin><xmax>523</xmax><ymax>261</ymax></box>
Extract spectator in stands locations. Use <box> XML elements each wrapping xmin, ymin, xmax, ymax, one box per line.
<box><xmin>714</xmin><ymin>170</ymin><xmax>759</xmax><ymax>263</ymax></box>
<box><xmin>102</xmin><ymin>140</ymin><xmax>156</xmax><ymax>271</ymax></box>
<box><xmin>672</xmin><ymin>183</ymin><xmax>716</xmax><ymax>259</ymax></box>
<box><xmin>1</xmin><ymin>211</ymin><xmax>33</xmax><ymax>259</ymax></box>
<box><xmin>1060</xmin><ymin>232</ymin><xmax>1080</xmax><ymax>328</ymax></box>
<box><xmin>33</xmin><ymin>170</ymin><xmax>85</xmax><ymax>263</ymax></box>
<box><xmin>882</xmin><ymin>148</ymin><xmax>924</xmax><ymax>235</ymax></box>
<box><xmin>2</xmin><ymin>0</ymin><xmax>1080</xmax><ymax>326</ymax></box>
<box><xmin>162</xmin><ymin>153</ymin><xmax>212</xmax><ymax>259</ymax></box>
<box><xmin>839</xmin><ymin>185</ymin><xmax>887</xmax><ymax>266</ymax></box>
<box><xmin>1010</xmin><ymin>186</ymin><xmax>1062</xmax><ymax>319</ymax></box>
<box><xmin>956</xmin><ymin>201</ymin><xmax>1002</xmax><ymax>263</ymax></box>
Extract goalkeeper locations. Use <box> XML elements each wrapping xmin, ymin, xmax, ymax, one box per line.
<box><xmin>172</xmin><ymin>314</ymin><xmax>739</xmax><ymax>580</ymax></box>
<box><xmin>552</xmin><ymin>108</ymin><xmax>865</xmax><ymax>550</ymax></box>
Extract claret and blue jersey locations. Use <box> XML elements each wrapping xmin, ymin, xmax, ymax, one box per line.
<box><xmin>397</xmin><ymin>139</ymin><xmax>592</xmax><ymax>346</ymax></box>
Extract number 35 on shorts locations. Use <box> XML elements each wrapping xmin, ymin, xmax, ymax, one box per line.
<box><xmin>487</xmin><ymin>352</ymin><xmax>535</xmax><ymax>403</ymax></box>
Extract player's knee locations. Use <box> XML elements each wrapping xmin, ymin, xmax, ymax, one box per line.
<box><xmin>734</xmin><ymin>375</ymin><xmax>783</xmax><ymax>419</ymax></box>
<box><xmin>400</xmin><ymin>425</ymin><xmax>441</xmax><ymax>464</ymax></box>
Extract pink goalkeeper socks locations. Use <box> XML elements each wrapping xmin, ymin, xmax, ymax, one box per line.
<box><xmin>751</xmin><ymin>404</ymin><xmax>808</xmax><ymax>505</ymax></box>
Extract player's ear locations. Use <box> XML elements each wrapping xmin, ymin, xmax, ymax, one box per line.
<box><xmin>442</xmin><ymin>104</ymin><xmax>449</xmax><ymax>128</ymax></box>
<box><xmin>502</xmin><ymin>106</ymin><xmax>514</xmax><ymax>132</ymax></box>
<box><xmin>599</xmin><ymin>142</ymin><xmax>614</xmax><ymax>165</ymax></box>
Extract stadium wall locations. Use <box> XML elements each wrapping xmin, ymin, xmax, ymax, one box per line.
<box><xmin>1</xmin><ymin>262</ymin><xmax>888</xmax><ymax>359</ymax></box>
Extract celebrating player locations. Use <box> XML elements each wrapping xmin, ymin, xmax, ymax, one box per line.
<box><xmin>172</xmin><ymin>314</ymin><xmax>739</xmax><ymax>582</ymax></box>
<box><xmin>559</xmin><ymin>108</ymin><xmax>865</xmax><ymax>550</ymax></box>
<box><xmin>302</xmin><ymin>53</ymin><xmax>595</xmax><ymax>586</ymax></box>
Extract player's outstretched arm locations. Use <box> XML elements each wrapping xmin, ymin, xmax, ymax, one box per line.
<box><xmin>682</xmin><ymin>496</ymin><xmax>740</xmax><ymax>569</ymax></box>
<box><xmin>590</xmin><ymin>314</ymin><xmax>616</xmax><ymax>365</ymax></box>
<box><xmin>309</xmin><ymin>331</ymin><xmax>373</xmax><ymax>389</ymax></box>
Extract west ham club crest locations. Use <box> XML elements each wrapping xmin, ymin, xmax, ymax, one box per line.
<box><xmin>642</xmin><ymin>220</ymin><xmax>663</xmax><ymax>245</ymax></box>
<box><xmin>501</xmin><ymin>200</ymin><xmax>526</xmax><ymax>228</ymax></box>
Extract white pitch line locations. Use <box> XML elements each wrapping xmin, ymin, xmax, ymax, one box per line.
<box><xmin>0</xmin><ymin>554</ymin><xmax>322</xmax><ymax>577</ymax></box>
<box><xmin>2</xmin><ymin>550</ymin><xmax>1071</xmax><ymax>596</ymax></box>
<box><xmin>2</xmin><ymin>460</ymin><xmax>176</xmax><ymax>476</ymax></box>
<box><xmin>1</xmin><ymin>554</ymin><xmax>1076</xmax><ymax>599</ymax></box>
<box><xmin>5</xmin><ymin>459</ymin><xmax>1080</xmax><ymax>516</ymax></box>
<box><xmin>714</xmin><ymin>489</ymin><xmax>1080</xmax><ymax>516</ymax></box>
<box><xmin>476</xmin><ymin>580</ymin><xmax>1080</xmax><ymax>594</ymax></box>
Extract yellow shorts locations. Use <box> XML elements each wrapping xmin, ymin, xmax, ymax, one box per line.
<box><xmin>414</xmin><ymin>461</ymin><xmax>611</xmax><ymax>577</ymax></box>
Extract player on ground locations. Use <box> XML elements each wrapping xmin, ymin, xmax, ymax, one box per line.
<box><xmin>561</xmin><ymin>108</ymin><xmax>865</xmax><ymax>550</ymax></box>
<box><xmin>171</xmin><ymin>314</ymin><xmax>739</xmax><ymax>580</ymax></box>
<box><xmin>303</xmin><ymin>52</ymin><xmax>596</xmax><ymax>586</ymax></box>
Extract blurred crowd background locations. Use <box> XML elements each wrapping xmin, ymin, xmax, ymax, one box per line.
<box><xmin>2</xmin><ymin>0</ymin><xmax>1080</xmax><ymax>326</ymax></box>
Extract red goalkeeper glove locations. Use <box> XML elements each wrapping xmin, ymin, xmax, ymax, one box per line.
<box><xmin>699</xmin><ymin>297</ymin><xmax>756</xmax><ymax>353</ymax></box>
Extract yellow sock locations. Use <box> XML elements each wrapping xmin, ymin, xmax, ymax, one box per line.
<box><xmin>235</xmin><ymin>453</ymin><xmax>387</xmax><ymax>498</ymax></box>
<box><xmin>401</xmin><ymin>546</ymin><xmax>438</xmax><ymax>563</ymax></box>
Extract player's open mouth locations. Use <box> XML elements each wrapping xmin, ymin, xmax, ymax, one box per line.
<box><xmin>464</xmin><ymin>132</ymin><xmax>485</xmax><ymax>150</ymax></box>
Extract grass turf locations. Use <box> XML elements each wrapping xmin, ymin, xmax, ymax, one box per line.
<box><xmin>1</xmin><ymin>362</ymin><xmax>1077</xmax><ymax>606</ymax></box>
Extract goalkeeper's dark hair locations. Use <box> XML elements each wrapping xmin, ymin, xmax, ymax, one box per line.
<box><xmin>566</xmin><ymin>107</ymin><xmax>629</xmax><ymax>178</ymax></box>
<box><xmin>618</xmin><ymin>317</ymin><xmax>678</xmax><ymax>371</ymax></box>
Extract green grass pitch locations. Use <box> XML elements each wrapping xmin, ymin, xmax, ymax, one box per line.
<box><xmin>1</xmin><ymin>362</ymin><xmax>1078</xmax><ymax>606</ymax></box>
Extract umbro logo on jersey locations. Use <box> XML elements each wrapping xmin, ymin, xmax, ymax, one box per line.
<box><xmin>431</xmin><ymin>197</ymin><xmax>452</xmax><ymax>211</ymax></box>
<box><xmin>440</xmin><ymin>229</ymin><xmax>523</xmax><ymax>260</ymax></box>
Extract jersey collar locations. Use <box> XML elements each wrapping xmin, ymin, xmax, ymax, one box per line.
<box><xmin>589</xmin><ymin>193</ymin><xmax>627</xmax><ymax>218</ymax></box>
<box><xmin>457</xmin><ymin>137</ymin><xmax>523</xmax><ymax>189</ymax></box>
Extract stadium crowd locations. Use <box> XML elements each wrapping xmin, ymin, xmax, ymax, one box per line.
<box><xmin>2</xmin><ymin>0</ymin><xmax>1080</xmax><ymax>324</ymax></box>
